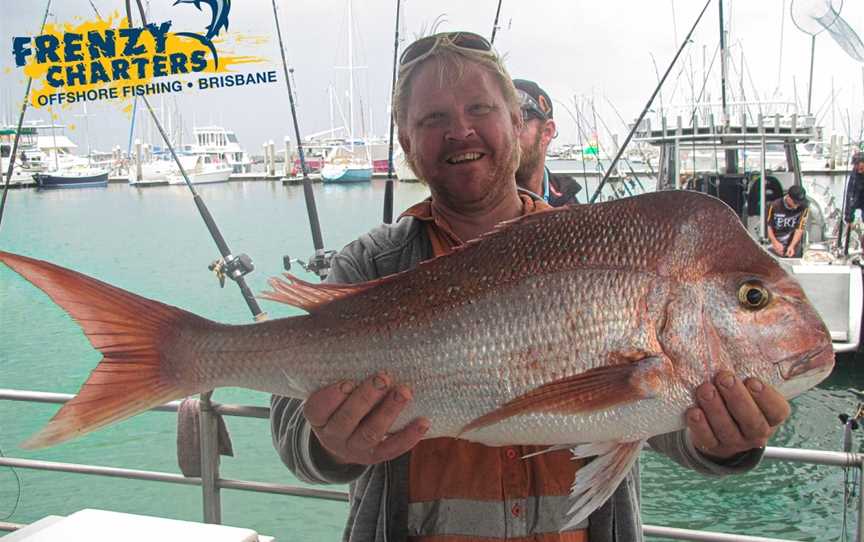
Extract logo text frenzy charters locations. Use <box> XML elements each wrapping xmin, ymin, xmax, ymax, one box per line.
<box><xmin>8</xmin><ymin>0</ymin><xmax>271</xmax><ymax>108</ymax></box>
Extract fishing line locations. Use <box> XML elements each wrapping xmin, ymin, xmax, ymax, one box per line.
<box><xmin>590</xmin><ymin>0</ymin><xmax>713</xmax><ymax>203</ymax></box>
<box><xmin>0</xmin><ymin>0</ymin><xmax>52</xmax><ymax>233</ymax></box>
<box><xmin>88</xmin><ymin>0</ymin><xmax>103</xmax><ymax>19</ymax></box>
<box><xmin>591</xmin><ymin>100</ymin><xmax>646</xmax><ymax>192</ymax></box>
<box><xmin>0</xmin><ymin>445</ymin><xmax>22</xmax><ymax>522</ymax></box>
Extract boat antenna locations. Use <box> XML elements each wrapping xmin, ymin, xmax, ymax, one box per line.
<box><xmin>271</xmin><ymin>0</ymin><xmax>331</xmax><ymax>278</ymax></box>
<box><xmin>125</xmin><ymin>1</ymin><xmax>265</xmax><ymax>321</ymax></box>
<box><xmin>490</xmin><ymin>0</ymin><xmax>504</xmax><ymax>44</ymax></box>
<box><xmin>589</xmin><ymin>0</ymin><xmax>712</xmax><ymax>203</ymax></box>
<box><xmin>383</xmin><ymin>0</ymin><xmax>402</xmax><ymax>224</ymax></box>
<box><xmin>0</xmin><ymin>0</ymin><xmax>52</xmax><ymax>233</ymax></box>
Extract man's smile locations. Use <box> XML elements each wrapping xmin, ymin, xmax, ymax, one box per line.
<box><xmin>445</xmin><ymin>152</ymin><xmax>486</xmax><ymax>165</ymax></box>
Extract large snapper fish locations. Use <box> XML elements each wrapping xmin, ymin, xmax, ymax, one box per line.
<box><xmin>0</xmin><ymin>190</ymin><xmax>833</xmax><ymax>525</ymax></box>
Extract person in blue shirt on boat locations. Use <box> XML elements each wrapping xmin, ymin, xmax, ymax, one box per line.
<box><xmin>766</xmin><ymin>185</ymin><xmax>809</xmax><ymax>258</ymax></box>
<box><xmin>513</xmin><ymin>79</ymin><xmax>582</xmax><ymax>207</ymax></box>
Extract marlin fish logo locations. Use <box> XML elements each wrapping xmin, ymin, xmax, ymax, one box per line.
<box><xmin>174</xmin><ymin>0</ymin><xmax>231</xmax><ymax>41</ymax></box>
<box><xmin>173</xmin><ymin>0</ymin><xmax>231</xmax><ymax>67</ymax></box>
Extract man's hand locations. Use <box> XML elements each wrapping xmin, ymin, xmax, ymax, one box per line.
<box><xmin>785</xmin><ymin>245</ymin><xmax>796</xmax><ymax>257</ymax></box>
<box><xmin>771</xmin><ymin>241</ymin><xmax>785</xmax><ymax>256</ymax></box>
<box><xmin>685</xmin><ymin>371</ymin><xmax>790</xmax><ymax>460</ymax></box>
<box><xmin>303</xmin><ymin>372</ymin><xmax>430</xmax><ymax>466</ymax></box>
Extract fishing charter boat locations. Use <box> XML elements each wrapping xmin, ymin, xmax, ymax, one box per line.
<box><xmin>192</xmin><ymin>126</ymin><xmax>253</xmax><ymax>174</ymax></box>
<box><xmin>635</xmin><ymin>107</ymin><xmax>864</xmax><ymax>353</ymax></box>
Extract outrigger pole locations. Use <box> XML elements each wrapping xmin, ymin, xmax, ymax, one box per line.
<box><xmin>124</xmin><ymin>2</ymin><xmax>264</xmax><ymax>321</ymax></box>
<box><xmin>0</xmin><ymin>0</ymin><xmax>52</xmax><ymax>232</ymax></box>
<box><xmin>589</xmin><ymin>0</ymin><xmax>713</xmax><ymax>203</ymax></box>
<box><xmin>383</xmin><ymin>0</ymin><xmax>402</xmax><ymax>224</ymax></box>
<box><xmin>271</xmin><ymin>0</ymin><xmax>330</xmax><ymax>277</ymax></box>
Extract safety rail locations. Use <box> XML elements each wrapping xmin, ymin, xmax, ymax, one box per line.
<box><xmin>0</xmin><ymin>388</ymin><xmax>861</xmax><ymax>542</ymax></box>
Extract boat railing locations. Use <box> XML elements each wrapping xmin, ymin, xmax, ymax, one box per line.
<box><xmin>0</xmin><ymin>388</ymin><xmax>861</xmax><ymax>542</ymax></box>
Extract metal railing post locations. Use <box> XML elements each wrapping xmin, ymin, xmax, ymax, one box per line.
<box><xmin>858</xmin><ymin>457</ymin><xmax>864</xmax><ymax>542</ymax></box>
<box><xmin>199</xmin><ymin>391</ymin><xmax>222</xmax><ymax>524</ymax></box>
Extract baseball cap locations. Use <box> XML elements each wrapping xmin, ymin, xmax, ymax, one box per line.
<box><xmin>788</xmin><ymin>185</ymin><xmax>807</xmax><ymax>203</ymax></box>
<box><xmin>513</xmin><ymin>79</ymin><xmax>553</xmax><ymax>121</ymax></box>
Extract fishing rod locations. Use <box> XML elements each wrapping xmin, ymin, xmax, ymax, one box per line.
<box><xmin>271</xmin><ymin>0</ymin><xmax>332</xmax><ymax>278</ymax></box>
<box><xmin>383</xmin><ymin>0</ymin><xmax>402</xmax><ymax>224</ymax></box>
<box><xmin>589</xmin><ymin>0</ymin><xmax>713</xmax><ymax>203</ymax></box>
<box><xmin>0</xmin><ymin>0</ymin><xmax>52</xmax><ymax>233</ymax></box>
<box><xmin>125</xmin><ymin>2</ymin><xmax>264</xmax><ymax>321</ymax></box>
<box><xmin>591</xmin><ymin>103</ymin><xmax>645</xmax><ymax>193</ymax></box>
<box><xmin>570</xmin><ymin>100</ymin><xmax>625</xmax><ymax>199</ymax></box>
<box><xmin>604</xmin><ymin>96</ymin><xmax>657</xmax><ymax>179</ymax></box>
<box><xmin>490</xmin><ymin>0</ymin><xmax>504</xmax><ymax>44</ymax></box>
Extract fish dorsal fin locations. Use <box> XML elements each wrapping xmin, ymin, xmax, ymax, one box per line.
<box><xmin>458</xmin><ymin>353</ymin><xmax>670</xmax><ymax>436</ymax></box>
<box><xmin>260</xmin><ymin>273</ymin><xmax>381</xmax><ymax>313</ymax></box>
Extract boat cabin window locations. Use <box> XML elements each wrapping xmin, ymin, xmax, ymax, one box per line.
<box><xmin>1</xmin><ymin>145</ymin><xmax>10</xmax><ymax>158</ymax></box>
<box><xmin>227</xmin><ymin>134</ymin><xmax>238</xmax><ymax>143</ymax></box>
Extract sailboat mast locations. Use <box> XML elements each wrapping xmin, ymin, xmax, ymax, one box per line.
<box><xmin>84</xmin><ymin>101</ymin><xmax>91</xmax><ymax>166</ymax></box>
<box><xmin>329</xmin><ymin>85</ymin><xmax>335</xmax><ymax>136</ymax></box>
<box><xmin>348</xmin><ymin>0</ymin><xmax>355</xmax><ymax>152</ymax></box>
<box><xmin>718</xmin><ymin>0</ymin><xmax>728</xmax><ymax>123</ymax></box>
<box><xmin>718</xmin><ymin>0</ymin><xmax>737</xmax><ymax>174</ymax></box>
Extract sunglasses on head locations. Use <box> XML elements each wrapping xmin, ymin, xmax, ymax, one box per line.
<box><xmin>517</xmin><ymin>89</ymin><xmax>550</xmax><ymax>121</ymax></box>
<box><xmin>399</xmin><ymin>31</ymin><xmax>493</xmax><ymax>68</ymax></box>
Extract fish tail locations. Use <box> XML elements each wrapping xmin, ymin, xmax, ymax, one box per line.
<box><xmin>0</xmin><ymin>251</ymin><xmax>203</xmax><ymax>449</ymax></box>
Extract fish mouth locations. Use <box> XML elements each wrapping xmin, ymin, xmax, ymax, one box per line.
<box><xmin>775</xmin><ymin>345</ymin><xmax>835</xmax><ymax>381</ymax></box>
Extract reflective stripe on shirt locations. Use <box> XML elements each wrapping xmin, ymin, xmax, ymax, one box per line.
<box><xmin>407</xmin><ymin>495</ymin><xmax>589</xmax><ymax>539</ymax></box>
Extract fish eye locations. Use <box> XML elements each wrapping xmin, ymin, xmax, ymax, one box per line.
<box><xmin>737</xmin><ymin>281</ymin><xmax>770</xmax><ymax>310</ymax></box>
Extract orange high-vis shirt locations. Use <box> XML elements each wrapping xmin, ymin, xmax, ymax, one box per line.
<box><xmin>400</xmin><ymin>196</ymin><xmax>588</xmax><ymax>542</ymax></box>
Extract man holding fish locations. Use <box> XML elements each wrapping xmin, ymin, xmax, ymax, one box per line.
<box><xmin>270</xmin><ymin>32</ymin><xmax>794</xmax><ymax>542</ymax></box>
<box><xmin>0</xmin><ymin>26</ymin><xmax>831</xmax><ymax>542</ymax></box>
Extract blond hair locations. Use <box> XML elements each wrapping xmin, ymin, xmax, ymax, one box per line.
<box><xmin>393</xmin><ymin>35</ymin><xmax>521</xmax><ymax>130</ymax></box>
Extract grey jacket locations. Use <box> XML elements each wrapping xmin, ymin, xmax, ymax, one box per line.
<box><xmin>270</xmin><ymin>214</ymin><xmax>764</xmax><ymax>542</ymax></box>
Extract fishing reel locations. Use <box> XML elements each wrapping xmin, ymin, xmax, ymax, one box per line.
<box><xmin>837</xmin><ymin>388</ymin><xmax>864</xmax><ymax>452</ymax></box>
<box><xmin>283</xmin><ymin>249</ymin><xmax>336</xmax><ymax>281</ymax></box>
<box><xmin>209</xmin><ymin>253</ymin><xmax>255</xmax><ymax>288</ymax></box>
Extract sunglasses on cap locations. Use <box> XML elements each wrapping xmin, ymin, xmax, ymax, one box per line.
<box><xmin>517</xmin><ymin>89</ymin><xmax>550</xmax><ymax>121</ymax></box>
<box><xmin>399</xmin><ymin>31</ymin><xmax>493</xmax><ymax>68</ymax></box>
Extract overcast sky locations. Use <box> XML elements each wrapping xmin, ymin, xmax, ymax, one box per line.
<box><xmin>3</xmin><ymin>0</ymin><xmax>864</xmax><ymax>155</ymax></box>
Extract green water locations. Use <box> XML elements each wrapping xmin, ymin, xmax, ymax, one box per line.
<box><xmin>0</xmin><ymin>181</ymin><xmax>861</xmax><ymax>541</ymax></box>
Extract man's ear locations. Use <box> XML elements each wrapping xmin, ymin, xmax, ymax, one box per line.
<box><xmin>542</xmin><ymin>119</ymin><xmax>557</xmax><ymax>146</ymax></box>
<box><xmin>398</xmin><ymin>131</ymin><xmax>411</xmax><ymax>155</ymax></box>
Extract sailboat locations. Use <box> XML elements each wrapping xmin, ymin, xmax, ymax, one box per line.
<box><xmin>321</xmin><ymin>0</ymin><xmax>372</xmax><ymax>184</ymax></box>
<box><xmin>33</xmin><ymin>105</ymin><xmax>108</xmax><ymax>189</ymax></box>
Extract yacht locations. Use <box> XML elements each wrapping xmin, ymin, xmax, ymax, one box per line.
<box><xmin>192</xmin><ymin>126</ymin><xmax>252</xmax><ymax>174</ymax></box>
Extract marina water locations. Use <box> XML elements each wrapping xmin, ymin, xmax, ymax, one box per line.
<box><xmin>0</xmin><ymin>181</ymin><xmax>861</xmax><ymax>541</ymax></box>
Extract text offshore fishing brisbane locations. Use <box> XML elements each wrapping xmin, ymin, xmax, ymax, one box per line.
<box><xmin>11</xmin><ymin>22</ymin><xmax>208</xmax><ymax>88</ymax></box>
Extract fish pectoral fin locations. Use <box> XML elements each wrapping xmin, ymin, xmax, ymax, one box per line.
<box><xmin>458</xmin><ymin>355</ymin><xmax>670</xmax><ymax>436</ymax></box>
<box><xmin>260</xmin><ymin>273</ymin><xmax>379</xmax><ymax>312</ymax></box>
<box><xmin>563</xmin><ymin>440</ymin><xmax>645</xmax><ymax>529</ymax></box>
